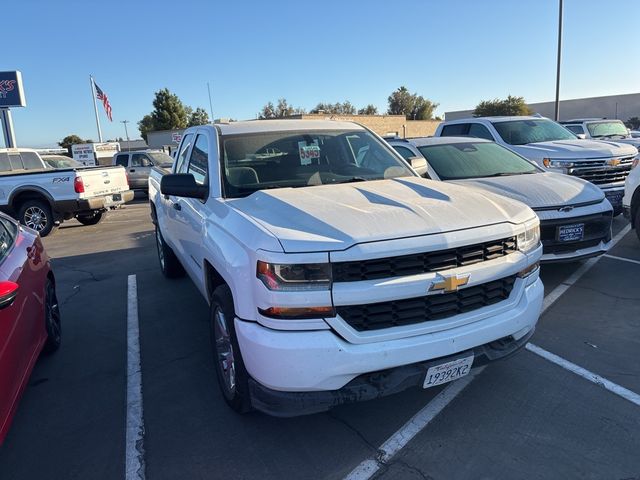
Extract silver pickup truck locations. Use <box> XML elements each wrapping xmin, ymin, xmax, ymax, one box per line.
<box><xmin>0</xmin><ymin>148</ymin><xmax>133</xmax><ymax>236</ymax></box>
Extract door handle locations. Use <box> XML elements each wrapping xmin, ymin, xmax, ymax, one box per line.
<box><xmin>130</xmin><ymin>169</ymin><xmax>136</xmax><ymax>172</ymax></box>
<box><xmin>172</xmin><ymin>202</ymin><xmax>181</xmax><ymax>211</ymax></box>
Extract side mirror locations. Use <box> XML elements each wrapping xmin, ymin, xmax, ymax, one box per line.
<box><xmin>0</xmin><ymin>281</ymin><xmax>19</xmax><ymax>310</ymax></box>
<box><xmin>576</xmin><ymin>133</ymin><xmax>586</xmax><ymax>140</ymax></box>
<box><xmin>409</xmin><ymin>156</ymin><xmax>428</xmax><ymax>176</ymax></box>
<box><xmin>161</xmin><ymin>173</ymin><xmax>208</xmax><ymax>200</ymax></box>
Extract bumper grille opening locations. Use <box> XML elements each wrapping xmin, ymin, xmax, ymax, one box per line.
<box><xmin>336</xmin><ymin>275</ymin><xmax>517</xmax><ymax>331</ymax></box>
<box><xmin>540</xmin><ymin>212</ymin><xmax>612</xmax><ymax>255</ymax></box>
<box><xmin>332</xmin><ymin>236</ymin><xmax>517</xmax><ymax>282</ymax></box>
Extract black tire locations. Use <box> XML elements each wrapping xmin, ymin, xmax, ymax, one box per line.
<box><xmin>17</xmin><ymin>200</ymin><xmax>57</xmax><ymax>237</ymax></box>
<box><xmin>155</xmin><ymin>225</ymin><xmax>185</xmax><ymax>278</ymax></box>
<box><xmin>635</xmin><ymin>206</ymin><xmax>640</xmax><ymax>243</ymax></box>
<box><xmin>76</xmin><ymin>211</ymin><xmax>105</xmax><ymax>226</ymax></box>
<box><xmin>43</xmin><ymin>278</ymin><xmax>61</xmax><ymax>354</ymax></box>
<box><xmin>210</xmin><ymin>284</ymin><xmax>253</xmax><ymax>414</ymax></box>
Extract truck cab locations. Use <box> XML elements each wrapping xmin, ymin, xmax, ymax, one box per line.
<box><xmin>113</xmin><ymin>150</ymin><xmax>173</xmax><ymax>192</ymax></box>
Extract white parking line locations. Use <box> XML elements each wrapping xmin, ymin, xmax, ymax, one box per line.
<box><xmin>343</xmin><ymin>224</ymin><xmax>634</xmax><ymax>480</ymax></box>
<box><xmin>525</xmin><ymin>343</ymin><xmax>640</xmax><ymax>407</ymax></box>
<box><xmin>344</xmin><ymin>368</ymin><xmax>485</xmax><ymax>480</ymax></box>
<box><xmin>126</xmin><ymin>275</ymin><xmax>146</xmax><ymax>480</ymax></box>
<box><xmin>603</xmin><ymin>253</ymin><xmax>640</xmax><ymax>266</ymax></box>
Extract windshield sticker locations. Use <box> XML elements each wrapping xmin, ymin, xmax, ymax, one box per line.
<box><xmin>298</xmin><ymin>141</ymin><xmax>320</xmax><ymax>166</ymax></box>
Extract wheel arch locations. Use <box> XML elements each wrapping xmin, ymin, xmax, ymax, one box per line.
<box><xmin>9</xmin><ymin>187</ymin><xmax>55</xmax><ymax>212</ymax></box>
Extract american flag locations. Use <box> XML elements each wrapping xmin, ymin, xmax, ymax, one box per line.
<box><xmin>94</xmin><ymin>81</ymin><xmax>113</xmax><ymax>121</ymax></box>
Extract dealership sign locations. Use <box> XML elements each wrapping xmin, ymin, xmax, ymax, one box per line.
<box><xmin>0</xmin><ymin>71</ymin><xmax>26</xmax><ymax>108</ymax></box>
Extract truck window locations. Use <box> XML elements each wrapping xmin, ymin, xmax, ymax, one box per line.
<box><xmin>175</xmin><ymin>134</ymin><xmax>194</xmax><ymax>174</ymax></box>
<box><xmin>187</xmin><ymin>135</ymin><xmax>208</xmax><ymax>185</ymax></box>
<box><xmin>0</xmin><ymin>152</ymin><xmax>11</xmax><ymax>172</ymax></box>
<box><xmin>115</xmin><ymin>154</ymin><xmax>129</xmax><ymax>167</ymax></box>
<box><xmin>21</xmin><ymin>152</ymin><xmax>44</xmax><ymax>169</ymax></box>
<box><xmin>468</xmin><ymin>124</ymin><xmax>494</xmax><ymax>141</ymax></box>
<box><xmin>440</xmin><ymin>124</ymin><xmax>470</xmax><ymax>136</ymax></box>
<box><xmin>8</xmin><ymin>154</ymin><xmax>24</xmax><ymax>170</ymax></box>
<box><xmin>393</xmin><ymin>146</ymin><xmax>417</xmax><ymax>161</ymax></box>
<box><xmin>564</xmin><ymin>125</ymin><xmax>584</xmax><ymax>135</ymax></box>
<box><xmin>0</xmin><ymin>217</ymin><xmax>17</xmax><ymax>264</ymax></box>
<box><xmin>131</xmin><ymin>153</ymin><xmax>151</xmax><ymax>167</ymax></box>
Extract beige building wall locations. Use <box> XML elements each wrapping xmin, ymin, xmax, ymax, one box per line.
<box><xmin>292</xmin><ymin>113</ymin><xmax>440</xmax><ymax>138</ymax></box>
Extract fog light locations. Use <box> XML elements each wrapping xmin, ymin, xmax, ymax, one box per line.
<box><xmin>517</xmin><ymin>262</ymin><xmax>540</xmax><ymax>278</ymax></box>
<box><xmin>258</xmin><ymin>306</ymin><xmax>336</xmax><ymax>319</ymax></box>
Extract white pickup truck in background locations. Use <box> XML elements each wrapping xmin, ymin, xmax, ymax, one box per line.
<box><xmin>148</xmin><ymin>120</ymin><xmax>543</xmax><ymax>416</ymax></box>
<box><xmin>0</xmin><ymin>148</ymin><xmax>134</xmax><ymax>236</ymax></box>
<box><xmin>435</xmin><ymin>116</ymin><xmax>639</xmax><ymax>214</ymax></box>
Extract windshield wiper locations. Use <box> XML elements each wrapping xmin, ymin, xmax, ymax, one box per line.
<box><xmin>480</xmin><ymin>171</ymin><xmax>535</xmax><ymax>178</ymax></box>
<box><xmin>334</xmin><ymin>176</ymin><xmax>368</xmax><ymax>184</ymax></box>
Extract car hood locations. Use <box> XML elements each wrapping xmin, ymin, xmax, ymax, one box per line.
<box><xmin>510</xmin><ymin>139</ymin><xmax>637</xmax><ymax>160</ymax></box>
<box><xmin>450</xmin><ymin>172</ymin><xmax>605</xmax><ymax>210</ymax></box>
<box><xmin>228</xmin><ymin>177</ymin><xmax>533</xmax><ymax>253</ymax></box>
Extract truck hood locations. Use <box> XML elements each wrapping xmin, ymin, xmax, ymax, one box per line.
<box><xmin>228</xmin><ymin>177</ymin><xmax>533</xmax><ymax>253</ymax></box>
<box><xmin>510</xmin><ymin>139</ymin><xmax>637</xmax><ymax>160</ymax></box>
<box><xmin>450</xmin><ymin>172</ymin><xmax>605</xmax><ymax>210</ymax></box>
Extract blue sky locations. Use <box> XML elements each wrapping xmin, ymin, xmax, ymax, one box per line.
<box><xmin>3</xmin><ymin>0</ymin><xmax>639</xmax><ymax>147</ymax></box>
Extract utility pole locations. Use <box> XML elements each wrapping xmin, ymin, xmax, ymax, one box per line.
<box><xmin>554</xmin><ymin>0</ymin><xmax>564</xmax><ymax>121</ymax></box>
<box><xmin>120</xmin><ymin>120</ymin><xmax>130</xmax><ymax>141</ymax></box>
<box><xmin>207</xmin><ymin>82</ymin><xmax>214</xmax><ymax>123</ymax></box>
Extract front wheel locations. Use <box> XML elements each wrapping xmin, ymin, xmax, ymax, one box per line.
<box><xmin>17</xmin><ymin>200</ymin><xmax>57</xmax><ymax>237</ymax></box>
<box><xmin>76</xmin><ymin>211</ymin><xmax>105</xmax><ymax>226</ymax></box>
<box><xmin>43</xmin><ymin>279</ymin><xmax>61</xmax><ymax>354</ymax></box>
<box><xmin>210</xmin><ymin>285</ymin><xmax>253</xmax><ymax>414</ymax></box>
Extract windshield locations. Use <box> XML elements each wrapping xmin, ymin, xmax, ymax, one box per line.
<box><xmin>221</xmin><ymin>129</ymin><xmax>415</xmax><ymax>198</ymax></box>
<box><xmin>492</xmin><ymin>119</ymin><xmax>577</xmax><ymax>145</ymax></box>
<box><xmin>148</xmin><ymin>151</ymin><xmax>174</xmax><ymax>166</ymax></box>
<box><xmin>586</xmin><ymin>121</ymin><xmax>628</xmax><ymax>138</ymax></box>
<box><xmin>417</xmin><ymin>141</ymin><xmax>539</xmax><ymax>180</ymax></box>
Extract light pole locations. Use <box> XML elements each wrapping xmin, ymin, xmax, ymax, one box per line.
<box><xmin>554</xmin><ymin>0</ymin><xmax>564</xmax><ymax>121</ymax></box>
<box><xmin>120</xmin><ymin>120</ymin><xmax>130</xmax><ymax>142</ymax></box>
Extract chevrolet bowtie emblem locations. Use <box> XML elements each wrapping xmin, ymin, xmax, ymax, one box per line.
<box><xmin>430</xmin><ymin>274</ymin><xmax>470</xmax><ymax>293</ymax></box>
<box><xmin>608</xmin><ymin>158</ymin><xmax>621</xmax><ymax>167</ymax></box>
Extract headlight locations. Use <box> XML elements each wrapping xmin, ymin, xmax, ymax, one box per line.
<box><xmin>543</xmin><ymin>158</ymin><xmax>576</xmax><ymax>169</ymax></box>
<box><xmin>517</xmin><ymin>219</ymin><xmax>541</xmax><ymax>254</ymax></box>
<box><xmin>257</xmin><ymin>261</ymin><xmax>331</xmax><ymax>291</ymax></box>
<box><xmin>632</xmin><ymin>155</ymin><xmax>639</xmax><ymax>169</ymax></box>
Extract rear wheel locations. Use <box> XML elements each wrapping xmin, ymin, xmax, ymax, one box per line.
<box><xmin>43</xmin><ymin>279</ymin><xmax>61</xmax><ymax>354</ymax></box>
<box><xmin>155</xmin><ymin>225</ymin><xmax>184</xmax><ymax>278</ymax></box>
<box><xmin>210</xmin><ymin>284</ymin><xmax>253</xmax><ymax>414</ymax></box>
<box><xmin>18</xmin><ymin>200</ymin><xmax>57</xmax><ymax>237</ymax></box>
<box><xmin>76</xmin><ymin>211</ymin><xmax>105</xmax><ymax>226</ymax></box>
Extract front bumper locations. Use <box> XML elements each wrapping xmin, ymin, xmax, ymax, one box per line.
<box><xmin>235</xmin><ymin>276</ymin><xmax>543</xmax><ymax>415</ymax></box>
<box><xmin>541</xmin><ymin>238</ymin><xmax>611</xmax><ymax>263</ymax></box>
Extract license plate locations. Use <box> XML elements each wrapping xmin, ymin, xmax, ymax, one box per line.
<box><xmin>423</xmin><ymin>355</ymin><xmax>474</xmax><ymax>389</ymax></box>
<box><xmin>604</xmin><ymin>190</ymin><xmax>624</xmax><ymax>207</ymax></box>
<box><xmin>557</xmin><ymin>223</ymin><xmax>584</xmax><ymax>242</ymax></box>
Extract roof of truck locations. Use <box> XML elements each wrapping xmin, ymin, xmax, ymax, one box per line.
<box><xmin>211</xmin><ymin>119</ymin><xmax>365</xmax><ymax>136</ymax></box>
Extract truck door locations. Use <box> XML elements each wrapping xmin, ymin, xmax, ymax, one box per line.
<box><xmin>128</xmin><ymin>153</ymin><xmax>152</xmax><ymax>190</ymax></box>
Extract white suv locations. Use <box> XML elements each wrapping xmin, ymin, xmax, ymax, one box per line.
<box><xmin>623</xmin><ymin>157</ymin><xmax>640</xmax><ymax>241</ymax></box>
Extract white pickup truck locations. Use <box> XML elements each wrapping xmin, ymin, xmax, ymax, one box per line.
<box><xmin>623</xmin><ymin>156</ymin><xmax>640</xmax><ymax>242</ymax></box>
<box><xmin>149</xmin><ymin>120</ymin><xmax>543</xmax><ymax>416</ymax></box>
<box><xmin>435</xmin><ymin>116</ymin><xmax>638</xmax><ymax>214</ymax></box>
<box><xmin>0</xmin><ymin>148</ymin><xmax>134</xmax><ymax>236</ymax></box>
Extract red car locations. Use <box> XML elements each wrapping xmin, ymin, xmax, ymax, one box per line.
<box><xmin>0</xmin><ymin>213</ymin><xmax>61</xmax><ymax>445</ymax></box>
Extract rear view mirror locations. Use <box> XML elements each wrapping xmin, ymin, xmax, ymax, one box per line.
<box><xmin>576</xmin><ymin>133</ymin><xmax>586</xmax><ymax>140</ymax></box>
<box><xmin>409</xmin><ymin>156</ymin><xmax>428</xmax><ymax>176</ymax></box>
<box><xmin>161</xmin><ymin>174</ymin><xmax>208</xmax><ymax>200</ymax></box>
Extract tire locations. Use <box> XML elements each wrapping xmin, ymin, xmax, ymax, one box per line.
<box><xmin>76</xmin><ymin>211</ymin><xmax>105</xmax><ymax>226</ymax></box>
<box><xmin>635</xmin><ymin>206</ymin><xmax>640</xmax><ymax>243</ymax></box>
<box><xmin>17</xmin><ymin>200</ymin><xmax>57</xmax><ymax>237</ymax></box>
<box><xmin>43</xmin><ymin>278</ymin><xmax>61</xmax><ymax>354</ymax></box>
<box><xmin>155</xmin><ymin>225</ymin><xmax>185</xmax><ymax>278</ymax></box>
<box><xmin>210</xmin><ymin>284</ymin><xmax>253</xmax><ymax>414</ymax></box>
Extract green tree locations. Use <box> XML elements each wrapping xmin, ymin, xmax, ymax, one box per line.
<box><xmin>625</xmin><ymin>116</ymin><xmax>640</xmax><ymax>130</ymax></box>
<box><xmin>473</xmin><ymin>95</ymin><xmax>533</xmax><ymax>117</ymax></box>
<box><xmin>310</xmin><ymin>101</ymin><xmax>356</xmax><ymax>115</ymax></box>
<box><xmin>188</xmin><ymin>107</ymin><xmax>210</xmax><ymax>126</ymax></box>
<box><xmin>358</xmin><ymin>104</ymin><xmax>378</xmax><ymax>115</ymax></box>
<box><xmin>259</xmin><ymin>98</ymin><xmax>305</xmax><ymax>119</ymax></box>
<box><xmin>138</xmin><ymin>114</ymin><xmax>155</xmax><ymax>142</ymax></box>
<box><xmin>137</xmin><ymin>88</ymin><xmax>189</xmax><ymax>140</ymax></box>
<box><xmin>58</xmin><ymin>134</ymin><xmax>86</xmax><ymax>153</ymax></box>
<box><xmin>387</xmin><ymin>86</ymin><xmax>438</xmax><ymax>120</ymax></box>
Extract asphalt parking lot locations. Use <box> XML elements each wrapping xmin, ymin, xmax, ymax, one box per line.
<box><xmin>0</xmin><ymin>198</ymin><xmax>638</xmax><ymax>480</ymax></box>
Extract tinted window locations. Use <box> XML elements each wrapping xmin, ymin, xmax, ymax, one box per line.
<box><xmin>492</xmin><ymin>119</ymin><xmax>577</xmax><ymax>145</ymax></box>
<box><xmin>8</xmin><ymin>154</ymin><xmax>23</xmax><ymax>170</ymax></box>
<box><xmin>175</xmin><ymin>134</ymin><xmax>194</xmax><ymax>174</ymax></box>
<box><xmin>131</xmin><ymin>153</ymin><xmax>151</xmax><ymax>167</ymax></box>
<box><xmin>468</xmin><ymin>124</ymin><xmax>494</xmax><ymax>141</ymax></box>
<box><xmin>417</xmin><ymin>141</ymin><xmax>538</xmax><ymax>180</ymax></box>
<box><xmin>393</xmin><ymin>145</ymin><xmax>417</xmax><ymax>161</ymax></box>
<box><xmin>564</xmin><ymin>125</ymin><xmax>585</xmax><ymax>135</ymax></box>
<box><xmin>187</xmin><ymin>135</ymin><xmax>209</xmax><ymax>185</ymax></box>
<box><xmin>0</xmin><ymin>152</ymin><xmax>11</xmax><ymax>172</ymax></box>
<box><xmin>115</xmin><ymin>154</ymin><xmax>129</xmax><ymax>167</ymax></box>
<box><xmin>440</xmin><ymin>124</ymin><xmax>470</xmax><ymax>136</ymax></box>
<box><xmin>21</xmin><ymin>152</ymin><xmax>44</xmax><ymax>169</ymax></box>
<box><xmin>0</xmin><ymin>216</ymin><xmax>18</xmax><ymax>264</ymax></box>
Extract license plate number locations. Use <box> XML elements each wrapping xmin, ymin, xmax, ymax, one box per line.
<box><xmin>557</xmin><ymin>223</ymin><xmax>584</xmax><ymax>242</ymax></box>
<box><xmin>604</xmin><ymin>190</ymin><xmax>624</xmax><ymax>207</ymax></box>
<box><xmin>423</xmin><ymin>355</ymin><xmax>474</xmax><ymax>389</ymax></box>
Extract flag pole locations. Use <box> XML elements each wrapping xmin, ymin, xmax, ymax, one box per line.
<box><xmin>90</xmin><ymin>75</ymin><xmax>103</xmax><ymax>142</ymax></box>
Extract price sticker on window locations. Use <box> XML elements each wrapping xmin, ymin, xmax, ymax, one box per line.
<box><xmin>298</xmin><ymin>141</ymin><xmax>320</xmax><ymax>166</ymax></box>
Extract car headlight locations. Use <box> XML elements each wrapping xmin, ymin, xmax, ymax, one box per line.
<box><xmin>517</xmin><ymin>219</ymin><xmax>541</xmax><ymax>254</ymax></box>
<box><xmin>257</xmin><ymin>261</ymin><xmax>331</xmax><ymax>291</ymax></box>
<box><xmin>632</xmin><ymin>154</ymin><xmax>639</xmax><ymax>169</ymax></box>
<box><xmin>543</xmin><ymin>158</ymin><xmax>576</xmax><ymax>169</ymax></box>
